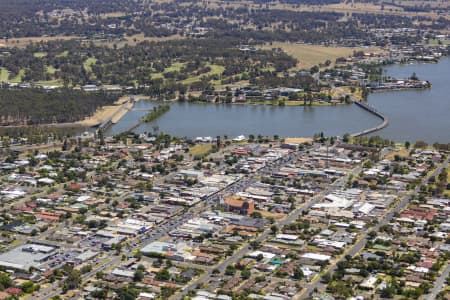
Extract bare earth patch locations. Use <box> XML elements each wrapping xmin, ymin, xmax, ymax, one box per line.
<box><xmin>284</xmin><ymin>137</ymin><xmax>313</xmax><ymax>144</ymax></box>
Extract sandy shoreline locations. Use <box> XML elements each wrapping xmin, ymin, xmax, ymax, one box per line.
<box><xmin>76</xmin><ymin>95</ymin><xmax>145</xmax><ymax>127</ymax></box>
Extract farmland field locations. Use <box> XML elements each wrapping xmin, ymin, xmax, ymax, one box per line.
<box><xmin>263</xmin><ymin>42</ymin><xmax>381</xmax><ymax>69</ymax></box>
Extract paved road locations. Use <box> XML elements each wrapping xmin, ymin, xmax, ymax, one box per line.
<box><xmin>300</xmin><ymin>156</ymin><xmax>449</xmax><ymax>299</ymax></box>
<box><xmin>425</xmin><ymin>263</ymin><xmax>450</xmax><ymax>300</ymax></box>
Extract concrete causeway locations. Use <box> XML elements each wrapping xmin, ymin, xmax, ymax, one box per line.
<box><xmin>351</xmin><ymin>101</ymin><xmax>389</xmax><ymax>137</ymax></box>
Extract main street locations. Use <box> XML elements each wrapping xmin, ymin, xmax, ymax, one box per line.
<box><xmin>172</xmin><ymin>152</ymin><xmax>366</xmax><ymax>300</ymax></box>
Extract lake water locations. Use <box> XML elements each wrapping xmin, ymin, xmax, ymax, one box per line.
<box><xmin>107</xmin><ymin>58</ymin><xmax>450</xmax><ymax>142</ymax></box>
<box><xmin>368</xmin><ymin>57</ymin><xmax>450</xmax><ymax>143</ymax></box>
<box><xmin>106</xmin><ymin>101</ymin><xmax>381</xmax><ymax>138</ymax></box>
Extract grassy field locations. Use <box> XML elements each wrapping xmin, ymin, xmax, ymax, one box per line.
<box><xmin>33</xmin><ymin>52</ymin><xmax>47</xmax><ymax>58</ymax></box>
<box><xmin>182</xmin><ymin>64</ymin><xmax>225</xmax><ymax>84</ymax></box>
<box><xmin>151</xmin><ymin>62</ymin><xmax>185</xmax><ymax>79</ymax></box>
<box><xmin>9</xmin><ymin>69</ymin><xmax>25</xmax><ymax>83</ymax></box>
<box><xmin>56</xmin><ymin>50</ymin><xmax>69</xmax><ymax>58</ymax></box>
<box><xmin>1</xmin><ymin>65</ymin><xmax>58</xmax><ymax>84</ymax></box>
<box><xmin>189</xmin><ymin>144</ymin><xmax>213</xmax><ymax>156</ymax></box>
<box><xmin>208</xmin><ymin>64</ymin><xmax>225</xmax><ymax>75</ymax></box>
<box><xmin>151</xmin><ymin>73</ymin><xmax>164</xmax><ymax>80</ymax></box>
<box><xmin>83</xmin><ymin>57</ymin><xmax>97</xmax><ymax>73</ymax></box>
<box><xmin>46</xmin><ymin>66</ymin><xmax>57</xmax><ymax>75</ymax></box>
<box><xmin>0</xmin><ymin>67</ymin><xmax>9</xmax><ymax>82</ymax></box>
<box><xmin>164</xmin><ymin>62</ymin><xmax>185</xmax><ymax>73</ymax></box>
<box><xmin>263</xmin><ymin>42</ymin><xmax>378</xmax><ymax>69</ymax></box>
<box><xmin>151</xmin><ymin>63</ymin><xmax>225</xmax><ymax>84</ymax></box>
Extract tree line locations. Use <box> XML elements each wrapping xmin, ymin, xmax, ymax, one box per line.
<box><xmin>0</xmin><ymin>88</ymin><xmax>117</xmax><ymax>125</ymax></box>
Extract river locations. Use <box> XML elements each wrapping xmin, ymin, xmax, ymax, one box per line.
<box><xmin>106</xmin><ymin>58</ymin><xmax>450</xmax><ymax>143</ymax></box>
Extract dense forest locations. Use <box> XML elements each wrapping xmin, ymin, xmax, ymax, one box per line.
<box><xmin>0</xmin><ymin>89</ymin><xmax>116</xmax><ymax>125</ymax></box>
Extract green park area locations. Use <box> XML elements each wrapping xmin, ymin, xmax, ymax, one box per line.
<box><xmin>83</xmin><ymin>57</ymin><xmax>97</xmax><ymax>73</ymax></box>
<box><xmin>0</xmin><ymin>68</ymin><xmax>9</xmax><ymax>82</ymax></box>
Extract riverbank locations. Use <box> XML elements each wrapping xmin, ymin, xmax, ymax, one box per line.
<box><xmin>189</xmin><ymin>100</ymin><xmax>347</xmax><ymax>107</ymax></box>
<box><xmin>370</xmin><ymin>85</ymin><xmax>431</xmax><ymax>93</ymax></box>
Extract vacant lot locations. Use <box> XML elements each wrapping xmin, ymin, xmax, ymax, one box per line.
<box><xmin>284</xmin><ymin>137</ymin><xmax>313</xmax><ymax>144</ymax></box>
<box><xmin>189</xmin><ymin>144</ymin><xmax>213</xmax><ymax>156</ymax></box>
<box><xmin>385</xmin><ymin>149</ymin><xmax>411</xmax><ymax>160</ymax></box>
<box><xmin>263</xmin><ymin>42</ymin><xmax>367</xmax><ymax>69</ymax></box>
